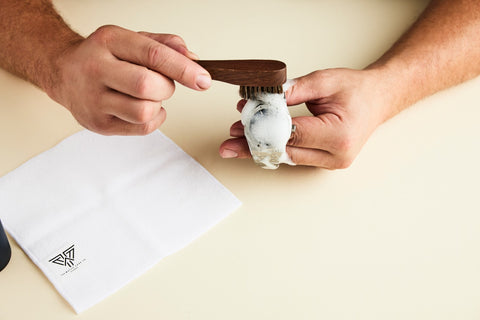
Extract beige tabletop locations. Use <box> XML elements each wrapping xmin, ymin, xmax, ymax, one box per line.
<box><xmin>1</xmin><ymin>0</ymin><xmax>480</xmax><ymax>319</ymax></box>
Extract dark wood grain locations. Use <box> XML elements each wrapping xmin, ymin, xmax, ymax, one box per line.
<box><xmin>196</xmin><ymin>60</ymin><xmax>286</xmax><ymax>86</ymax></box>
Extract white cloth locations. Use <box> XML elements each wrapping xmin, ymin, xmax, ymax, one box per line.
<box><xmin>0</xmin><ymin>130</ymin><xmax>241</xmax><ymax>313</ymax></box>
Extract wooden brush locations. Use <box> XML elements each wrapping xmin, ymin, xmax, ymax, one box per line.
<box><xmin>195</xmin><ymin>59</ymin><xmax>286</xmax><ymax>99</ymax></box>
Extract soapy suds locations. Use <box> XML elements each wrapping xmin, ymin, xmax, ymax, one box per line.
<box><xmin>241</xmin><ymin>87</ymin><xmax>295</xmax><ymax>169</ymax></box>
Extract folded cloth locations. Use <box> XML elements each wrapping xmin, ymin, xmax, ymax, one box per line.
<box><xmin>0</xmin><ymin>130</ymin><xmax>241</xmax><ymax>313</ymax></box>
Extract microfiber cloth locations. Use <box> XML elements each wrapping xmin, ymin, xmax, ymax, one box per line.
<box><xmin>0</xmin><ymin>130</ymin><xmax>241</xmax><ymax>313</ymax></box>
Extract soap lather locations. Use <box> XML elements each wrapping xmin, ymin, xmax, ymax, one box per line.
<box><xmin>195</xmin><ymin>59</ymin><xmax>295</xmax><ymax>169</ymax></box>
<box><xmin>241</xmin><ymin>88</ymin><xmax>295</xmax><ymax>169</ymax></box>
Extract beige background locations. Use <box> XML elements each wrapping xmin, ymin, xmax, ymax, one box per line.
<box><xmin>1</xmin><ymin>0</ymin><xmax>480</xmax><ymax>319</ymax></box>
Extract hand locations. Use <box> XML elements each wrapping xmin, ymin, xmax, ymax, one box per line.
<box><xmin>48</xmin><ymin>25</ymin><xmax>211</xmax><ymax>135</ymax></box>
<box><xmin>219</xmin><ymin>68</ymin><xmax>395</xmax><ymax>169</ymax></box>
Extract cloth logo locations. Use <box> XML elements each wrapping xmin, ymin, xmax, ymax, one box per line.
<box><xmin>49</xmin><ymin>245</ymin><xmax>75</xmax><ymax>268</ymax></box>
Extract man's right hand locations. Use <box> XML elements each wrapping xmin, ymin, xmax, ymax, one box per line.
<box><xmin>48</xmin><ymin>25</ymin><xmax>211</xmax><ymax>135</ymax></box>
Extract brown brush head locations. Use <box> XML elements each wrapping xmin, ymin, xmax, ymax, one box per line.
<box><xmin>195</xmin><ymin>59</ymin><xmax>286</xmax><ymax>100</ymax></box>
<box><xmin>239</xmin><ymin>85</ymin><xmax>284</xmax><ymax>100</ymax></box>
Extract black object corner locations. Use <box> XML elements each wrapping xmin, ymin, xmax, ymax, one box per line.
<box><xmin>0</xmin><ymin>219</ymin><xmax>11</xmax><ymax>272</ymax></box>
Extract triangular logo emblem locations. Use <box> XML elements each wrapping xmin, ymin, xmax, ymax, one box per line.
<box><xmin>49</xmin><ymin>245</ymin><xmax>75</xmax><ymax>268</ymax></box>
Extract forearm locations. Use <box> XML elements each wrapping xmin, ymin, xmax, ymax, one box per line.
<box><xmin>367</xmin><ymin>0</ymin><xmax>480</xmax><ymax>121</ymax></box>
<box><xmin>0</xmin><ymin>0</ymin><xmax>83</xmax><ymax>93</ymax></box>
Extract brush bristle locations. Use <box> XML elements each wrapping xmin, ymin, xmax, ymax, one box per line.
<box><xmin>239</xmin><ymin>85</ymin><xmax>283</xmax><ymax>100</ymax></box>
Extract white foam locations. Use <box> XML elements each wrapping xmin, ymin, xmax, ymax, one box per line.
<box><xmin>241</xmin><ymin>91</ymin><xmax>295</xmax><ymax>169</ymax></box>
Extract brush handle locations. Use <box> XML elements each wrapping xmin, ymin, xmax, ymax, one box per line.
<box><xmin>195</xmin><ymin>59</ymin><xmax>286</xmax><ymax>86</ymax></box>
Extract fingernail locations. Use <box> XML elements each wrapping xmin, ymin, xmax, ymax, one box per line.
<box><xmin>220</xmin><ymin>149</ymin><xmax>238</xmax><ymax>158</ymax></box>
<box><xmin>187</xmin><ymin>50</ymin><xmax>199</xmax><ymax>60</ymax></box>
<box><xmin>196</xmin><ymin>74</ymin><xmax>211</xmax><ymax>90</ymax></box>
<box><xmin>230</xmin><ymin>127</ymin><xmax>244</xmax><ymax>137</ymax></box>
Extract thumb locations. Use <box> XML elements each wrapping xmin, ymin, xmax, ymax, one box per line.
<box><xmin>285</xmin><ymin>70</ymin><xmax>328</xmax><ymax>106</ymax></box>
<box><xmin>285</xmin><ymin>72</ymin><xmax>318</xmax><ymax>106</ymax></box>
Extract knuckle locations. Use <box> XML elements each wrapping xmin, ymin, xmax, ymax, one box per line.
<box><xmin>90</xmin><ymin>25</ymin><xmax>115</xmax><ymax>43</ymax></box>
<box><xmin>334</xmin><ymin>131</ymin><xmax>354</xmax><ymax>153</ymax></box>
<box><xmin>172</xmin><ymin>60</ymin><xmax>196</xmax><ymax>87</ymax></box>
<box><xmin>134</xmin><ymin>71</ymin><xmax>150</xmax><ymax>97</ymax></box>
<box><xmin>178</xmin><ymin>64</ymin><xmax>189</xmax><ymax>83</ymax></box>
<box><xmin>139</xmin><ymin>122</ymin><xmax>157</xmax><ymax>135</ymax></box>
<box><xmin>147</xmin><ymin>43</ymin><xmax>166</xmax><ymax>68</ymax></box>
<box><xmin>166</xmin><ymin>81</ymin><xmax>175</xmax><ymax>98</ymax></box>
<box><xmin>159</xmin><ymin>80</ymin><xmax>175</xmax><ymax>100</ymax></box>
<box><xmin>89</xmin><ymin>117</ymin><xmax>111</xmax><ymax>134</ymax></box>
<box><xmin>165</xmin><ymin>34</ymin><xmax>185</xmax><ymax>46</ymax></box>
<box><xmin>338</xmin><ymin>138</ymin><xmax>353</xmax><ymax>154</ymax></box>
<box><xmin>136</xmin><ymin>103</ymin><xmax>155</xmax><ymax>123</ymax></box>
<box><xmin>313</xmin><ymin>69</ymin><xmax>331</xmax><ymax>81</ymax></box>
<box><xmin>331</xmin><ymin>134</ymin><xmax>355</xmax><ymax>169</ymax></box>
<box><xmin>333</xmin><ymin>156</ymin><xmax>354</xmax><ymax>170</ymax></box>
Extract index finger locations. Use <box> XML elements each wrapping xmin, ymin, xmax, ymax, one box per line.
<box><xmin>95</xmin><ymin>26</ymin><xmax>211</xmax><ymax>90</ymax></box>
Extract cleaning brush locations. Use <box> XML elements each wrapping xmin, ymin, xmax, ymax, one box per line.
<box><xmin>195</xmin><ymin>60</ymin><xmax>286</xmax><ymax>99</ymax></box>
